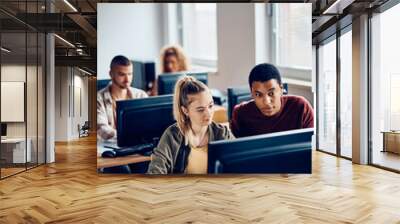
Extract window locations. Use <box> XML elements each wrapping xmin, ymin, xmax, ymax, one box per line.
<box><xmin>179</xmin><ymin>3</ymin><xmax>217</xmax><ymax>68</ymax></box>
<box><xmin>317</xmin><ymin>37</ymin><xmax>337</xmax><ymax>155</ymax></box>
<box><xmin>339</xmin><ymin>29</ymin><xmax>352</xmax><ymax>158</ymax></box>
<box><xmin>371</xmin><ymin>3</ymin><xmax>400</xmax><ymax>171</ymax></box>
<box><xmin>272</xmin><ymin>4</ymin><xmax>311</xmax><ymax>70</ymax></box>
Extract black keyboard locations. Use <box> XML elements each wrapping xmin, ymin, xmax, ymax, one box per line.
<box><xmin>113</xmin><ymin>143</ymin><xmax>154</xmax><ymax>157</ymax></box>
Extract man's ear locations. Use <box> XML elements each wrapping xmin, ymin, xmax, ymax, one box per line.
<box><xmin>277</xmin><ymin>83</ymin><xmax>283</xmax><ymax>94</ymax></box>
<box><xmin>109</xmin><ymin>70</ymin><xmax>113</xmax><ymax>78</ymax></box>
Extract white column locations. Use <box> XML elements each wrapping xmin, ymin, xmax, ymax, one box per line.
<box><xmin>46</xmin><ymin>33</ymin><xmax>55</xmax><ymax>163</ymax></box>
<box><xmin>352</xmin><ymin>14</ymin><xmax>369</xmax><ymax>164</ymax></box>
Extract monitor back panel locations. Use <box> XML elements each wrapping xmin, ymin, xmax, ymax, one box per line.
<box><xmin>208</xmin><ymin>128</ymin><xmax>313</xmax><ymax>174</ymax></box>
<box><xmin>132</xmin><ymin>61</ymin><xmax>146</xmax><ymax>90</ymax></box>
<box><xmin>158</xmin><ymin>72</ymin><xmax>208</xmax><ymax>95</ymax></box>
<box><xmin>227</xmin><ymin>86</ymin><xmax>252</xmax><ymax>120</ymax></box>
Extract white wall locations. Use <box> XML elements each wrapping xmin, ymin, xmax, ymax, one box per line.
<box><xmin>255</xmin><ymin>4</ymin><xmax>270</xmax><ymax>65</ymax></box>
<box><xmin>55</xmin><ymin>67</ymin><xmax>89</xmax><ymax>141</ymax></box>
<box><xmin>1</xmin><ymin>64</ymin><xmax>46</xmax><ymax>163</ymax></box>
<box><xmin>97</xmin><ymin>3</ymin><xmax>164</xmax><ymax>80</ymax></box>
<box><xmin>55</xmin><ymin>67</ymin><xmax>70</xmax><ymax>141</ymax></box>
<box><xmin>1</xmin><ymin>65</ymin><xmax>27</xmax><ymax>139</ymax></box>
<box><xmin>210</xmin><ymin>3</ymin><xmax>257</xmax><ymax>91</ymax></box>
<box><xmin>72</xmin><ymin>74</ymin><xmax>89</xmax><ymax>138</ymax></box>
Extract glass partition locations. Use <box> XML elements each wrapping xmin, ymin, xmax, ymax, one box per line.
<box><xmin>339</xmin><ymin>29</ymin><xmax>352</xmax><ymax>158</ymax></box>
<box><xmin>317</xmin><ymin>37</ymin><xmax>337</xmax><ymax>155</ymax></box>
<box><xmin>0</xmin><ymin>1</ymin><xmax>46</xmax><ymax>179</ymax></box>
<box><xmin>1</xmin><ymin>31</ymin><xmax>28</xmax><ymax>177</ymax></box>
<box><xmin>370</xmin><ymin>3</ymin><xmax>400</xmax><ymax>171</ymax></box>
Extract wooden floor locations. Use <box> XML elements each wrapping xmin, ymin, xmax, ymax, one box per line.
<box><xmin>1</xmin><ymin>135</ymin><xmax>400</xmax><ymax>223</ymax></box>
<box><xmin>1</xmin><ymin>167</ymin><xmax>26</xmax><ymax>178</ymax></box>
<box><xmin>372</xmin><ymin>150</ymin><xmax>400</xmax><ymax>171</ymax></box>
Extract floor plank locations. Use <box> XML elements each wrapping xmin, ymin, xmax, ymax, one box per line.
<box><xmin>0</xmin><ymin>135</ymin><xmax>399</xmax><ymax>223</ymax></box>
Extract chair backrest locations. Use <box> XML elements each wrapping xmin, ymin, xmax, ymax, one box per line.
<box><xmin>227</xmin><ymin>86</ymin><xmax>252</xmax><ymax>121</ymax></box>
<box><xmin>82</xmin><ymin>121</ymin><xmax>90</xmax><ymax>129</ymax></box>
<box><xmin>97</xmin><ymin>79</ymin><xmax>111</xmax><ymax>92</ymax></box>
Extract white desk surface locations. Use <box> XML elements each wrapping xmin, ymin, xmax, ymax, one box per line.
<box><xmin>1</xmin><ymin>138</ymin><xmax>27</xmax><ymax>143</ymax></box>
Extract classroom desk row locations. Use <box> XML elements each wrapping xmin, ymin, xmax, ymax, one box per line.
<box><xmin>97</xmin><ymin>106</ymin><xmax>229</xmax><ymax>172</ymax></box>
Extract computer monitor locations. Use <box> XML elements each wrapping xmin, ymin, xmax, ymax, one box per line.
<box><xmin>116</xmin><ymin>94</ymin><xmax>175</xmax><ymax>147</ymax></box>
<box><xmin>132</xmin><ymin>60</ymin><xmax>155</xmax><ymax>91</ymax></box>
<box><xmin>1</xmin><ymin>123</ymin><xmax>7</xmax><ymax>137</ymax></box>
<box><xmin>143</xmin><ymin>61</ymin><xmax>156</xmax><ymax>90</ymax></box>
<box><xmin>227</xmin><ymin>83</ymin><xmax>289</xmax><ymax>120</ymax></box>
<box><xmin>157</xmin><ymin>72</ymin><xmax>208</xmax><ymax>95</ymax></box>
<box><xmin>97</xmin><ymin>60</ymin><xmax>155</xmax><ymax>92</ymax></box>
<box><xmin>208</xmin><ymin>128</ymin><xmax>314</xmax><ymax>174</ymax></box>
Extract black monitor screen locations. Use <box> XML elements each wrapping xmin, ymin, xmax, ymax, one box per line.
<box><xmin>1</xmin><ymin>123</ymin><xmax>6</xmax><ymax>137</ymax></box>
<box><xmin>116</xmin><ymin>95</ymin><xmax>175</xmax><ymax>147</ymax></box>
<box><xmin>208</xmin><ymin>128</ymin><xmax>314</xmax><ymax>174</ymax></box>
<box><xmin>157</xmin><ymin>72</ymin><xmax>208</xmax><ymax>95</ymax></box>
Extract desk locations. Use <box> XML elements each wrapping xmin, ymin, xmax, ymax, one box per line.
<box><xmin>1</xmin><ymin>138</ymin><xmax>31</xmax><ymax>163</ymax></box>
<box><xmin>97</xmin><ymin>143</ymin><xmax>151</xmax><ymax>170</ymax></box>
<box><xmin>382</xmin><ymin>131</ymin><xmax>400</xmax><ymax>154</ymax></box>
<box><xmin>97</xmin><ymin>154</ymin><xmax>151</xmax><ymax>169</ymax></box>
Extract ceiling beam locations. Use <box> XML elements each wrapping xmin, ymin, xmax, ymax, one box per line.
<box><xmin>55</xmin><ymin>55</ymin><xmax>96</xmax><ymax>69</ymax></box>
<box><xmin>67</xmin><ymin>13</ymin><xmax>97</xmax><ymax>39</ymax></box>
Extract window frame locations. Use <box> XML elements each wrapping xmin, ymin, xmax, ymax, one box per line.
<box><xmin>315</xmin><ymin>24</ymin><xmax>353</xmax><ymax>161</ymax></box>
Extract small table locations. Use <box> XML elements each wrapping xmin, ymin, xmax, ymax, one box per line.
<box><xmin>381</xmin><ymin>131</ymin><xmax>400</xmax><ymax>154</ymax></box>
<box><xmin>1</xmin><ymin>138</ymin><xmax>31</xmax><ymax>164</ymax></box>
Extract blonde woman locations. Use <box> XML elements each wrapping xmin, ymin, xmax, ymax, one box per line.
<box><xmin>147</xmin><ymin>76</ymin><xmax>234</xmax><ymax>174</ymax></box>
<box><xmin>160</xmin><ymin>45</ymin><xmax>190</xmax><ymax>73</ymax></box>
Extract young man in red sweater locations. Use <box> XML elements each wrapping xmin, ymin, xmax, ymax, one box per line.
<box><xmin>230</xmin><ymin>63</ymin><xmax>314</xmax><ymax>138</ymax></box>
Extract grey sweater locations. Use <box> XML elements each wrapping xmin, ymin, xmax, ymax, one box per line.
<box><xmin>147</xmin><ymin>122</ymin><xmax>235</xmax><ymax>174</ymax></box>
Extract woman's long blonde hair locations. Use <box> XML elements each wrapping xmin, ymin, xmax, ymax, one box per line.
<box><xmin>173</xmin><ymin>75</ymin><xmax>209</xmax><ymax>145</ymax></box>
<box><xmin>160</xmin><ymin>45</ymin><xmax>190</xmax><ymax>73</ymax></box>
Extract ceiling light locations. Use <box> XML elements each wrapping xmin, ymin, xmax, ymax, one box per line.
<box><xmin>1</xmin><ymin>47</ymin><xmax>11</xmax><ymax>53</ymax></box>
<box><xmin>78</xmin><ymin>67</ymin><xmax>92</xmax><ymax>76</ymax></box>
<box><xmin>54</xmin><ymin>34</ymin><xmax>75</xmax><ymax>48</ymax></box>
<box><xmin>323</xmin><ymin>0</ymin><xmax>355</xmax><ymax>15</ymax></box>
<box><xmin>63</xmin><ymin>0</ymin><xmax>78</xmax><ymax>12</ymax></box>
